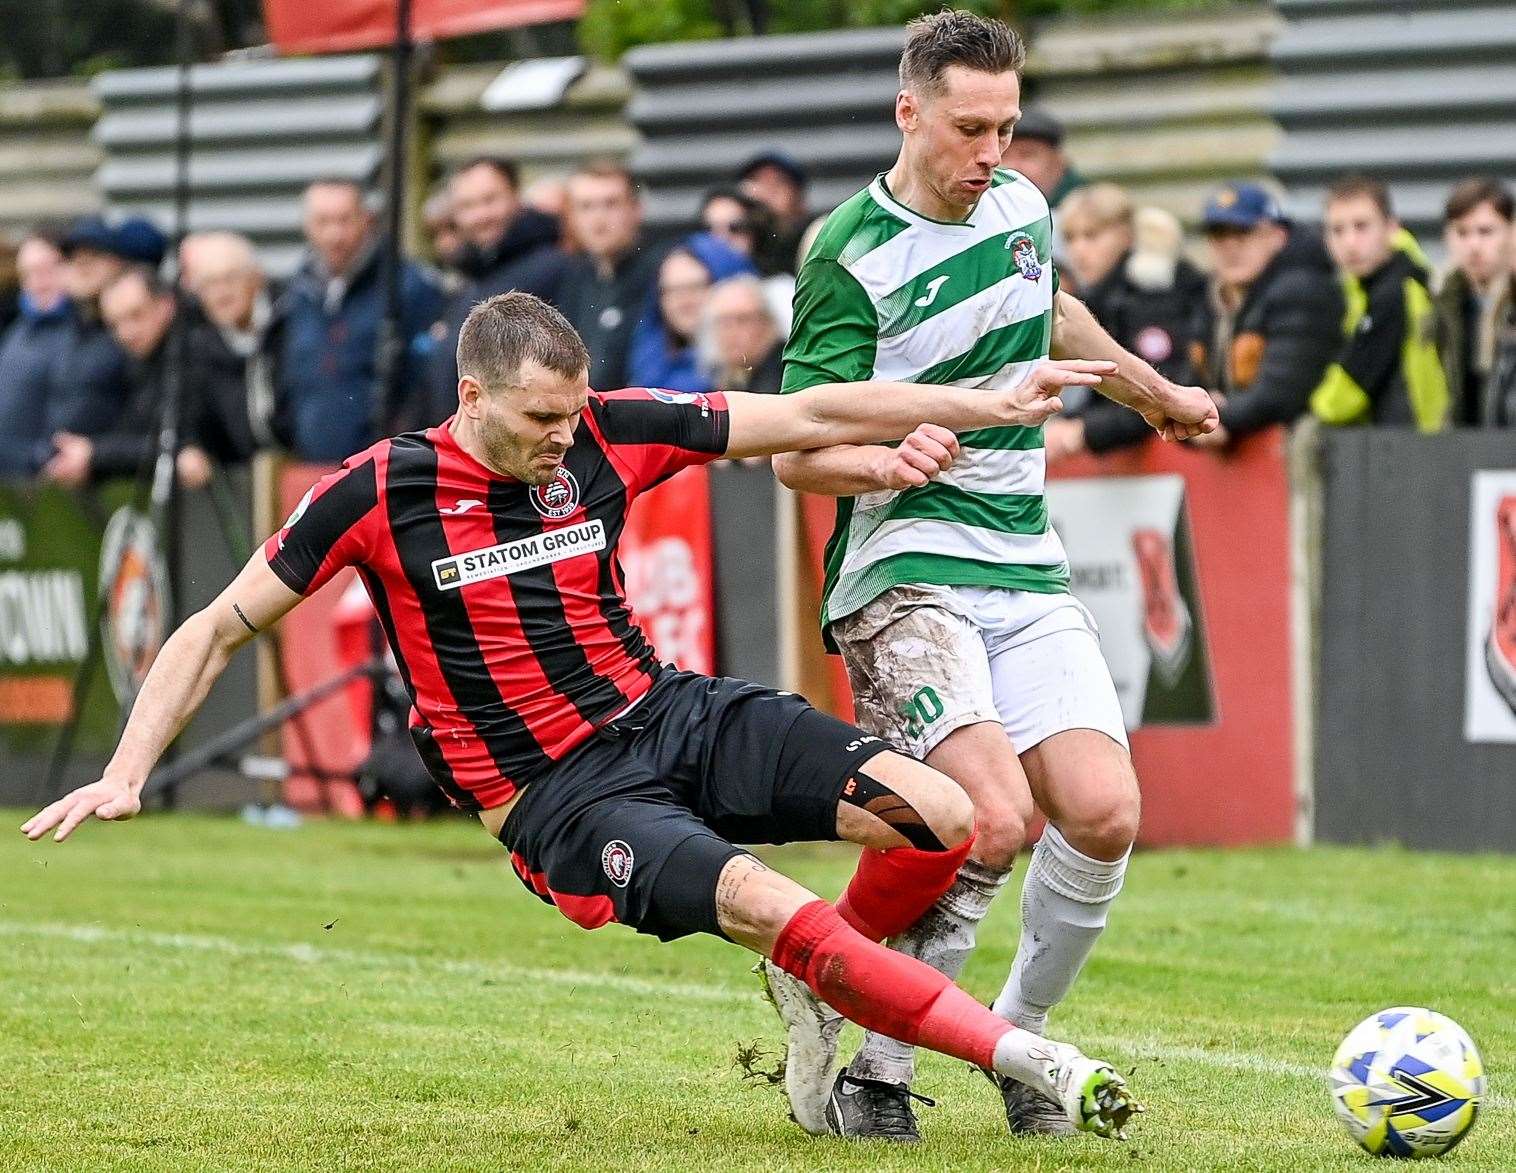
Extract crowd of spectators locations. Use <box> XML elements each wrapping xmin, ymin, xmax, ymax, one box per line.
<box><xmin>1020</xmin><ymin>106</ymin><xmax>1516</xmax><ymax>462</ymax></box>
<box><xmin>0</xmin><ymin>150</ymin><xmax>811</xmax><ymax>494</ymax></box>
<box><xmin>0</xmin><ymin>122</ymin><xmax>1512</xmax><ymax>497</ymax></box>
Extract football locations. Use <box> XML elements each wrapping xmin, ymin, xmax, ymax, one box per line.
<box><xmin>1330</xmin><ymin>1007</ymin><xmax>1485</xmax><ymax>1158</ymax></box>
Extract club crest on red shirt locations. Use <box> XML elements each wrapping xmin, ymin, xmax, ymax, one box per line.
<box><xmin>531</xmin><ymin>466</ymin><xmax>581</xmax><ymax>520</ymax></box>
<box><xmin>601</xmin><ymin>839</ymin><xmax>634</xmax><ymax>887</ymax></box>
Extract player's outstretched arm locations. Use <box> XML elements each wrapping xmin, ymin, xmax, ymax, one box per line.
<box><xmin>725</xmin><ymin>360</ymin><xmax>1115</xmax><ymax>462</ymax></box>
<box><xmin>1051</xmin><ymin>290</ymin><xmax>1218</xmax><ymax>442</ymax></box>
<box><xmin>773</xmin><ymin>426</ymin><xmax>960</xmax><ymax>496</ymax></box>
<box><xmin>21</xmin><ymin>555</ymin><xmax>302</xmax><ymax>843</ymax></box>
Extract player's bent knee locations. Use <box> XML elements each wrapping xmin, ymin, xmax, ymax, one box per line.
<box><xmin>837</xmin><ymin>750</ymin><xmax>974</xmax><ymax>852</ymax></box>
<box><xmin>1060</xmin><ymin>789</ymin><xmax>1141</xmax><ymax>862</ymax></box>
<box><xmin>970</xmin><ymin>797</ymin><xmax>1026</xmax><ymax>871</ymax></box>
<box><xmin>894</xmin><ymin>757</ymin><xmax>975</xmax><ymax>850</ymax></box>
<box><xmin>927</xmin><ymin>777</ymin><xmax>975</xmax><ymax>850</ymax></box>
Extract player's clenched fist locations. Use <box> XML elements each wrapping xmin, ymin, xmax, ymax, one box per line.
<box><xmin>997</xmin><ymin>360</ymin><xmax>1117</xmax><ymax>427</ymax></box>
<box><xmin>873</xmin><ymin>423</ymin><xmax>961</xmax><ymax>489</ymax></box>
<box><xmin>1141</xmin><ymin>381</ymin><xmax>1219</xmax><ymax>442</ymax></box>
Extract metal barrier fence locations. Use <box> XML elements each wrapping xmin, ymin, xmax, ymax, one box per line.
<box><xmin>0</xmin><ymin>79</ymin><xmax>100</xmax><ymax>238</ymax></box>
<box><xmin>1272</xmin><ymin>0</ymin><xmax>1516</xmax><ymax>239</ymax></box>
<box><xmin>422</xmin><ymin>61</ymin><xmax>635</xmax><ymax>193</ymax></box>
<box><xmin>92</xmin><ymin>55</ymin><xmax>386</xmax><ymax>278</ymax></box>
<box><xmin>624</xmin><ymin>27</ymin><xmax>907</xmax><ymax>236</ymax></box>
<box><xmin>1311</xmin><ymin>428</ymin><xmax>1516</xmax><ymax>852</ymax></box>
<box><xmin>1030</xmin><ymin>3</ymin><xmax>1278</xmax><ymax>225</ymax></box>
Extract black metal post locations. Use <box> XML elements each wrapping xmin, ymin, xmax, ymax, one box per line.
<box><xmin>146</xmin><ymin>0</ymin><xmax>197</xmax><ymax>807</ymax></box>
<box><xmin>376</xmin><ymin>0</ymin><xmax>414</xmax><ymax>435</ymax></box>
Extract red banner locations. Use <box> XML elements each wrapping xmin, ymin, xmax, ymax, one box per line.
<box><xmin>621</xmin><ymin>466</ymin><xmax>717</xmax><ymax>675</ymax></box>
<box><xmin>1051</xmin><ymin>429</ymin><xmax>1295</xmax><ymax>847</ymax></box>
<box><xmin>275</xmin><ymin>462</ymin><xmax>367</xmax><ymax>816</ymax></box>
<box><xmin>263</xmin><ymin>0</ymin><xmax>586</xmax><ymax>55</ymax></box>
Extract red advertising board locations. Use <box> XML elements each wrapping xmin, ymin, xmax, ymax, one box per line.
<box><xmin>619</xmin><ymin>466</ymin><xmax>716</xmax><ymax>675</ymax></box>
<box><xmin>796</xmin><ymin>428</ymin><xmax>1296</xmax><ymax>848</ymax></box>
<box><xmin>263</xmin><ymin>0</ymin><xmax>585</xmax><ymax>55</ymax></box>
<box><xmin>1052</xmin><ymin>429</ymin><xmax>1295</xmax><ymax>846</ymax></box>
<box><xmin>275</xmin><ymin>463</ymin><xmax>366</xmax><ymax>816</ymax></box>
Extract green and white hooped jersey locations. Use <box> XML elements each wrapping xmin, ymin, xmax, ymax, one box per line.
<box><xmin>781</xmin><ymin>168</ymin><xmax>1070</xmax><ymax>633</ymax></box>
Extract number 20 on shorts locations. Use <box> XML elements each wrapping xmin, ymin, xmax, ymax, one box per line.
<box><xmin>900</xmin><ymin>685</ymin><xmax>945</xmax><ymax>740</ymax></box>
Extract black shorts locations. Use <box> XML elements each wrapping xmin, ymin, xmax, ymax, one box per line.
<box><xmin>498</xmin><ymin>670</ymin><xmax>889</xmax><ymax>942</ymax></box>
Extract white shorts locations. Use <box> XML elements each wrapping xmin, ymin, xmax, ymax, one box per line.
<box><xmin>831</xmin><ymin>584</ymin><xmax>1129</xmax><ymax>760</ymax></box>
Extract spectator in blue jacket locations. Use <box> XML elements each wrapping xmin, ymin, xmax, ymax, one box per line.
<box><xmin>278</xmin><ymin>178</ymin><xmax>443</xmax><ymax>462</ymax></box>
<box><xmin>50</xmin><ymin>215</ymin><xmax>162</xmax><ymax>443</ymax></box>
<box><xmin>628</xmin><ymin>233</ymin><xmax>756</xmax><ymax>393</ymax></box>
<box><xmin>0</xmin><ymin>229</ymin><xmax>74</xmax><ymax>476</ymax></box>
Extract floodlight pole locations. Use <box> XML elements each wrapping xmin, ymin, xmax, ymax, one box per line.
<box><xmin>376</xmin><ymin>0</ymin><xmax>414</xmax><ymax>434</ymax></box>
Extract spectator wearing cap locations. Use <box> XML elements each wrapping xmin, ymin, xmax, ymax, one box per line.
<box><xmin>557</xmin><ymin>162</ymin><xmax>661</xmax><ymax>392</ymax></box>
<box><xmin>629</xmin><ymin>234</ymin><xmax>756</xmax><ymax>393</ymax></box>
<box><xmin>43</xmin><ymin>266</ymin><xmax>249</xmax><ymax>490</ymax></box>
<box><xmin>53</xmin><ymin>214</ymin><xmax>166</xmax><ymax>443</ymax></box>
<box><xmin>0</xmin><ymin>228</ymin><xmax>75</xmax><ymax>476</ymax></box>
<box><xmin>1045</xmin><ymin>185</ymin><xmax>1209</xmax><ymax>463</ymax></box>
<box><xmin>1001</xmin><ymin>107</ymin><xmax>1086</xmax><ymax>209</ymax></box>
<box><xmin>1311</xmin><ymin>176</ymin><xmax>1448</xmax><ymax>432</ymax></box>
<box><xmin>426</xmin><ymin>156</ymin><xmax>570</xmax><ymax>426</ymax></box>
<box><xmin>738</xmin><ymin>151</ymin><xmax>810</xmax><ymax>276</ymax></box>
<box><xmin>1190</xmin><ymin>181</ymin><xmax>1343</xmax><ymax>447</ymax></box>
<box><xmin>282</xmin><ymin>177</ymin><xmax>443</xmax><ymax>462</ymax></box>
<box><xmin>1435</xmin><ymin>178</ymin><xmax>1515</xmax><ymax>425</ymax></box>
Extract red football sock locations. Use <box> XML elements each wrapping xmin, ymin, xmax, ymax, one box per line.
<box><xmin>772</xmin><ymin>899</ymin><xmax>1012</xmax><ymax>1069</ymax></box>
<box><xmin>835</xmin><ymin>833</ymin><xmax>974</xmax><ymax>942</ymax></box>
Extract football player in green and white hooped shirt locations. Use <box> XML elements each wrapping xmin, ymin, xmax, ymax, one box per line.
<box><xmin>760</xmin><ymin>10</ymin><xmax>1218</xmax><ymax>1143</ymax></box>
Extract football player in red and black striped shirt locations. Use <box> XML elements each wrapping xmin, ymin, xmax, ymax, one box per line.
<box><xmin>24</xmin><ymin>293</ymin><xmax>1141</xmax><ymax>1141</ymax></box>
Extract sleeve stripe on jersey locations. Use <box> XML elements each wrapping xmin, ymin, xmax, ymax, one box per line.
<box><xmin>268</xmin><ymin>458</ymin><xmax>378</xmax><ymax>595</ymax></box>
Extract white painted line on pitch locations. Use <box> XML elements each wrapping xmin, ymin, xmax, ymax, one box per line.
<box><xmin>1096</xmin><ymin>1037</ymin><xmax>1511</xmax><ymax>1111</ymax></box>
<box><xmin>3</xmin><ymin>918</ymin><xmax>1507</xmax><ymax>1111</ymax></box>
<box><xmin>0</xmin><ymin>919</ymin><xmax>736</xmax><ymax>1006</ymax></box>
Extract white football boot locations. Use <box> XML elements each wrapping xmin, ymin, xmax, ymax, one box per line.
<box><xmin>757</xmin><ymin>959</ymin><xmax>844</xmax><ymax>1135</ymax></box>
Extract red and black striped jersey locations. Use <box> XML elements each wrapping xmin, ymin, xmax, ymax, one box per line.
<box><xmin>263</xmin><ymin>388</ymin><xmax>731</xmax><ymax>811</ymax></box>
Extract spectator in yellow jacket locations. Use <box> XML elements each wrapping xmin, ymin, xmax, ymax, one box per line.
<box><xmin>1311</xmin><ymin>176</ymin><xmax>1449</xmax><ymax>432</ymax></box>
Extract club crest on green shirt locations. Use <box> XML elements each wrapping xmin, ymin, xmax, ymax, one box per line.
<box><xmin>1007</xmin><ymin>231</ymin><xmax>1043</xmax><ymax>283</ymax></box>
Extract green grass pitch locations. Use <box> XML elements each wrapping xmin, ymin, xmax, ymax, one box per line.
<box><xmin>0</xmin><ymin>812</ymin><xmax>1510</xmax><ymax>1171</ymax></box>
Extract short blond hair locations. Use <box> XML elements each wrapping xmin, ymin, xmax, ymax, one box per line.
<box><xmin>1058</xmin><ymin>183</ymin><xmax>1134</xmax><ymax>233</ymax></box>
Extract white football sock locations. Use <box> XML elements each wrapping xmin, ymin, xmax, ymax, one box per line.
<box><xmin>847</xmin><ymin>859</ymin><xmax>1010</xmax><ymax>1087</ymax></box>
<box><xmin>992</xmin><ymin>822</ymin><xmax>1128</xmax><ymax>1038</ymax></box>
<box><xmin>990</xmin><ymin>1026</ymin><xmax>1074</xmax><ymax>1102</ymax></box>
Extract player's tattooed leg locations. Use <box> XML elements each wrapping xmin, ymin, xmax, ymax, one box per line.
<box><xmin>839</xmin><ymin>768</ymin><xmax>948</xmax><ymax>851</ymax></box>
